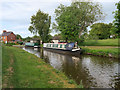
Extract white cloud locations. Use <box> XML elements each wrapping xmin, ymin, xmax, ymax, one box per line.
<box><xmin>0</xmin><ymin>30</ymin><xmax>2</xmax><ymax>33</ymax></box>
<box><xmin>0</xmin><ymin>1</ymin><xmax>60</xmax><ymax>22</ymax></box>
<box><xmin>12</xmin><ymin>25</ymin><xmax>29</xmax><ymax>30</ymax></box>
<box><xmin>94</xmin><ymin>0</ymin><xmax>119</xmax><ymax>2</ymax></box>
<box><xmin>0</xmin><ymin>0</ymin><xmax>118</xmax><ymax>38</ymax></box>
<box><xmin>1</xmin><ymin>0</ymin><xmax>68</xmax><ymax>2</ymax></box>
<box><xmin>1</xmin><ymin>0</ymin><xmax>119</xmax><ymax>2</ymax></box>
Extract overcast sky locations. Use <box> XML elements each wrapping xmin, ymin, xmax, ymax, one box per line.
<box><xmin>0</xmin><ymin>0</ymin><xmax>119</xmax><ymax>38</ymax></box>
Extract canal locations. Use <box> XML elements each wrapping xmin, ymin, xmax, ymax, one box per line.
<box><xmin>23</xmin><ymin>47</ymin><xmax>120</xmax><ymax>88</ymax></box>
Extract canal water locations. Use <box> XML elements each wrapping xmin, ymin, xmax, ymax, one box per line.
<box><xmin>23</xmin><ymin>47</ymin><xmax>120</xmax><ymax>88</ymax></box>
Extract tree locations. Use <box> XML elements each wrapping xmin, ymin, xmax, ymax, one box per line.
<box><xmin>53</xmin><ymin>34</ymin><xmax>62</xmax><ymax>40</ymax></box>
<box><xmin>110</xmin><ymin>23</ymin><xmax>118</xmax><ymax>38</ymax></box>
<box><xmin>23</xmin><ymin>36</ymin><xmax>32</xmax><ymax>42</ymax></box>
<box><xmin>16</xmin><ymin>34</ymin><xmax>22</xmax><ymax>39</ymax></box>
<box><xmin>47</xmin><ymin>34</ymin><xmax>53</xmax><ymax>42</ymax></box>
<box><xmin>29</xmin><ymin>9</ymin><xmax>51</xmax><ymax>44</ymax></box>
<box><xmin>89</xmin><ymin>23</ymin><xmax>112</xmax><ymax>39</ymax></box>
<box><xmin>32</xmin><ymin>35</ymin><xmax>40</xmax><ymax>39</ymax></box>
<box><xmin>54</xmin><ymin>1</ymin><xmax>103</xmax><ymax>42</ymax></box>
<box><xmin>113</xmin><ymin>1</ymin><xmax>120</xmax><ymax>38</ymax></box>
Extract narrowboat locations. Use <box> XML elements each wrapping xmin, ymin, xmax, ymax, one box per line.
<box><xmin>25</xmin><ymin>42</ymin><xmax>40</xmax><ymax>47</ymax></box>
<box><xmin>43</xmin><ymin>42</ymin><xmax>81</xmax><ymax>53</ymax></box>
<box><xmin>25</xmin><ymin>38</ymin><xmax>40</xmax><ymax>47</ymax></box>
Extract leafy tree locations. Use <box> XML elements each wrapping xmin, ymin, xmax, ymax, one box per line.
<box><xmin>113</xmin><ymin>1</ymin><xmax>120</xmax><ymax>38</ymax></box>
<box><xmin>54</xmin><ymin>1</ymin><xmax>103</xmax><ymax>42</ymax></box>
<box><xmin>78</xmin><ymin>32</ymin><xmax>89</xmax><ymax>44</ymax></box>
<box><xmin>29</xmin><ymin>9</ymin><xmax>51</xmax><ymax>44</ymax></box>
<box><xmin>47</xmin><ymin>34</ymin><xmax>53</xmax><ymax>42</ymax></box>
<box><xmin>32</xmin><ymin>35</ymin><xmax>40</xmax><ymax>39</ymax></box>
<box><xmin>89</xmin><ymin>23</ymin><xmax>112</xmax><ymax>39</ymax></box>
<box><xmin>110</xmin><ymin>23</ymin><xmax>118</xmax><ymax>38</ymax></box>
<box><xmin>16</xmin><ymin>34</ymin><xmax>22</xmax><ymax>39</ymax></box>
<box><xmin>23</xmin><ymin>36</ymin><xmax>32</xmax><ymax>42</ymax></box>
<box><xmin>53</xmin><ymin>34</ymin><xmax>62</xmax><ymax>40</ymax></box>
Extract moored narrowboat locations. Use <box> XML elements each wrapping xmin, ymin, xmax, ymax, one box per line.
<box><xmin>25</xmin><ymin>38</ymin><xmax>40</xmax><ymax>47</ymax></box>
<box><xmin>43</xmin><ymin>42</ymin><xmax>81</xmax><ymax>52</ymax></box>
<box><xmin>25</xmin><ymin>42</ymin><xmax>40</xmax><ymax>47</ymax></box>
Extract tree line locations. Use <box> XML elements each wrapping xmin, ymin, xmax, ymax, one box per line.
<box><xmin>28</xmin><ymin>1</ymin><xmax>120</xmax><ymax>44</ymax></box>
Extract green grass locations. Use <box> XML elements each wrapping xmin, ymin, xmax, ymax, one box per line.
<box><xmin>2</xmin><ymin>45</ymin><xmax>82</xmax><ymax>88</ymax></box>
<box><xmin>81</xmin><ymin>46</ymin><xmax>119</xmax><ymax>58</ymax></box>
<box><xmin>0</xmin><ymin>43</ymin><xmax>2</xmax><ymax>89</ymax></box>
<box><xmin>79</xmin><ymin>39</ymin><xmax>118</xmax><ymax>46</ymax></box>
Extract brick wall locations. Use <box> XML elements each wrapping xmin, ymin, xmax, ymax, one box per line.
<box><xmin>7</xmin><ymin>33</ymin><xmax>16</xmax><ymax>42</ymax></box>
<box><xmin>0</xmin><ymin>33</ymin><xmax>16</xmax><ymax>43</ymax></box>
<box><xmin>1</xmin><ymin>36</ymin><xmax>7</xmax><ymax>43</ymax></box>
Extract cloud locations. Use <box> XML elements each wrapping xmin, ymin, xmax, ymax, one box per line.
<box><xmin>0</xmin><ymin>30</ymin><xmax>2</xmax><ymax>33</ymax></box>
<box><xmin>0</xmin><ymin>1</ymin><xmax>62</xmax><ymax>23</ymax></box>
<box><xmin>12</xmin><ymin>25</ymin><xmax>29</xmax><ymax>30</ymax></box>
<box><xmin>94</xmin><ymin>0</ymin><xmax>119</xmax><ymax>2</ymax></box>
<box><xmin>14</xmin><ymin>30</ymin><xmax>34</xmax><ymax>38</ymax></box>
<box><xmin>1</xmin><ymin>0</ymin><xmax>119</xmax><ymax>2</ymax></box>
<box><xmin>0</xmin><ymin>0</ymin><xmax>118</xmax><ymax>37</ymax></box>
<box><xmin>1</xmin><ymin>0</ymin><xmax>69</xmax><ymax>3</ymax></box>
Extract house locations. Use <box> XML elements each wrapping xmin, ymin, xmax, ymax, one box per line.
<box><xmin>52</xmin><ymin>35</ymin><xmax>61</xmax><ymax>43</ymax></box>
<box><xmin>30</xmin><ymin>38</ymin><xmax>40</xmax><ymax>44</ymax></box>
<box><xmin>0</xmin><ymin>30</ymin><xmax>16</xmax><ymax>43</ymax></box>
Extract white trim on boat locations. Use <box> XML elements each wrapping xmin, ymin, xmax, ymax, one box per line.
<box><xmin>34</xmin><ymin>46</ymin><xmax>39</xmax><ymax>48</ymax></box>
<box><xmin>72</xmin><ymin>48</ymin><xmax>80</xmax><ymax>51</ymax></box>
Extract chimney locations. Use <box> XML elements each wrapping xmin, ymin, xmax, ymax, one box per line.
<box><xmin>3</xmin><ymin>30</ymin><xmax>7</xmax><ymax>33</ymax></box>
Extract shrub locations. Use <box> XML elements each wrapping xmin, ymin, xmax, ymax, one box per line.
<box><xmin>68</xmin><ymin>79</ymin><xmax>75</xmax><ymax>84</ymax></box>
<box><xmin>17</xmin><ymin>41</ymin><xmax>23</xmax><ymax>45</ymax></box>
<box><xmin>77</xmin><ymin>80</ymin><xmax>83</xmax><ymax>88</ymax></box>
<box><xmin>6</xmin><ymin>42</ymin><xmax>16</xmax><ymax>46</ymax></box>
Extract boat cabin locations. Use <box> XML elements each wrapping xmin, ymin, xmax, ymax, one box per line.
<box><xmin>43</xmin><ymin>42</ymin><xmax>80</xmax><ymax>52</ymax></box>
<box><xmin>25</xmin><ymin>38</ymin><xmax>40</xmax><ymax>47</ymax></box>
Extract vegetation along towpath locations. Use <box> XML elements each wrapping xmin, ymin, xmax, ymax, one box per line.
<box><xmin>2</xmin><ymin>45</ymin><xmax>83</xmax><ymax>88</ymax></box>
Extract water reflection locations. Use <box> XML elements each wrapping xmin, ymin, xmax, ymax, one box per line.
<box><xmin>82</xmin><ymin>56</ymin><xmax>119</xmax><ymax>88</ymax></box>
<box><xmin>23</xmin><ymin>47</ymin><xmax>120</xmax><ymax>88</ymax></box>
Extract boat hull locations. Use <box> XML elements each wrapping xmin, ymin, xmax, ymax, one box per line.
<box><xmin>43</xmin><ymin>47</ymin><xmax>82</xmax><ymax>56</ymax></box>
<box><xmin>25</xmin><ymin>42</ymin><xmax>40</xmax><ymax>47</ymax></box>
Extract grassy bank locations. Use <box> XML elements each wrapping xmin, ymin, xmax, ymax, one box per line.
<box><xmin>81</xmin><ymin>46</ymin><xmax>119</xmax><ymax>59</ymax></box>
<box><xmin>0</xmin><ymin>43</ymin><xmax>2</xmax><ymax>89</ymax></box>
<box><xmin>79</xmin><ymin>39</ymin><xmax>118</xmax><ymax>46</ymax></box>
<box><xmin>2</xmin><ymin>45</ymin><xmax>82</xmax><ymax>88</ymax></box>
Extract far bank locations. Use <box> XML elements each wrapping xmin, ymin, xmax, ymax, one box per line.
<box><xmin>80</xmin><ymin>46</ymin><xmax>119</xmax><ymax>59</ymax></box>
<box><xmin>78</xmin><ymin>39</ymin><xmax>119</xmax><ymax>59</ymax></box>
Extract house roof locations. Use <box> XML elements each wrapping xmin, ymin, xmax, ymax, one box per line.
<box><xmin>0</xmin><ymin>31</ymin><xmax>14</xmax><ymax>36</ymax></box>
<box><xmin>52</xmin><ymin>36</ymin><xmax>61</xmax><ymax>40</ymax></box>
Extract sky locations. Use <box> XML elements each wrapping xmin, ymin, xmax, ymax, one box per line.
<box><xmin>0</xmin><ymin>0</ymin><xmax>119</xmax><ymax>38</ymax></box>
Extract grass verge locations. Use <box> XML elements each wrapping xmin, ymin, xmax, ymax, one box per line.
<box><xmin>81</xmin><ymin>46</ymin><xmax>119</xmax><ymax>59</ymax></box>
<box><xmin>0</xmin><ymin>43</ymin><xmax>2</xmax><ymax>89</ymax></box>
<box><xmin>2</xmin><ymin>45</ymin><xmax>83</xmax><ymax>88</ymax></box>
<box><xmin>79</xmin><ymin>39</ymin><xmax>118</xmax><ymax>46</ymax></box>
